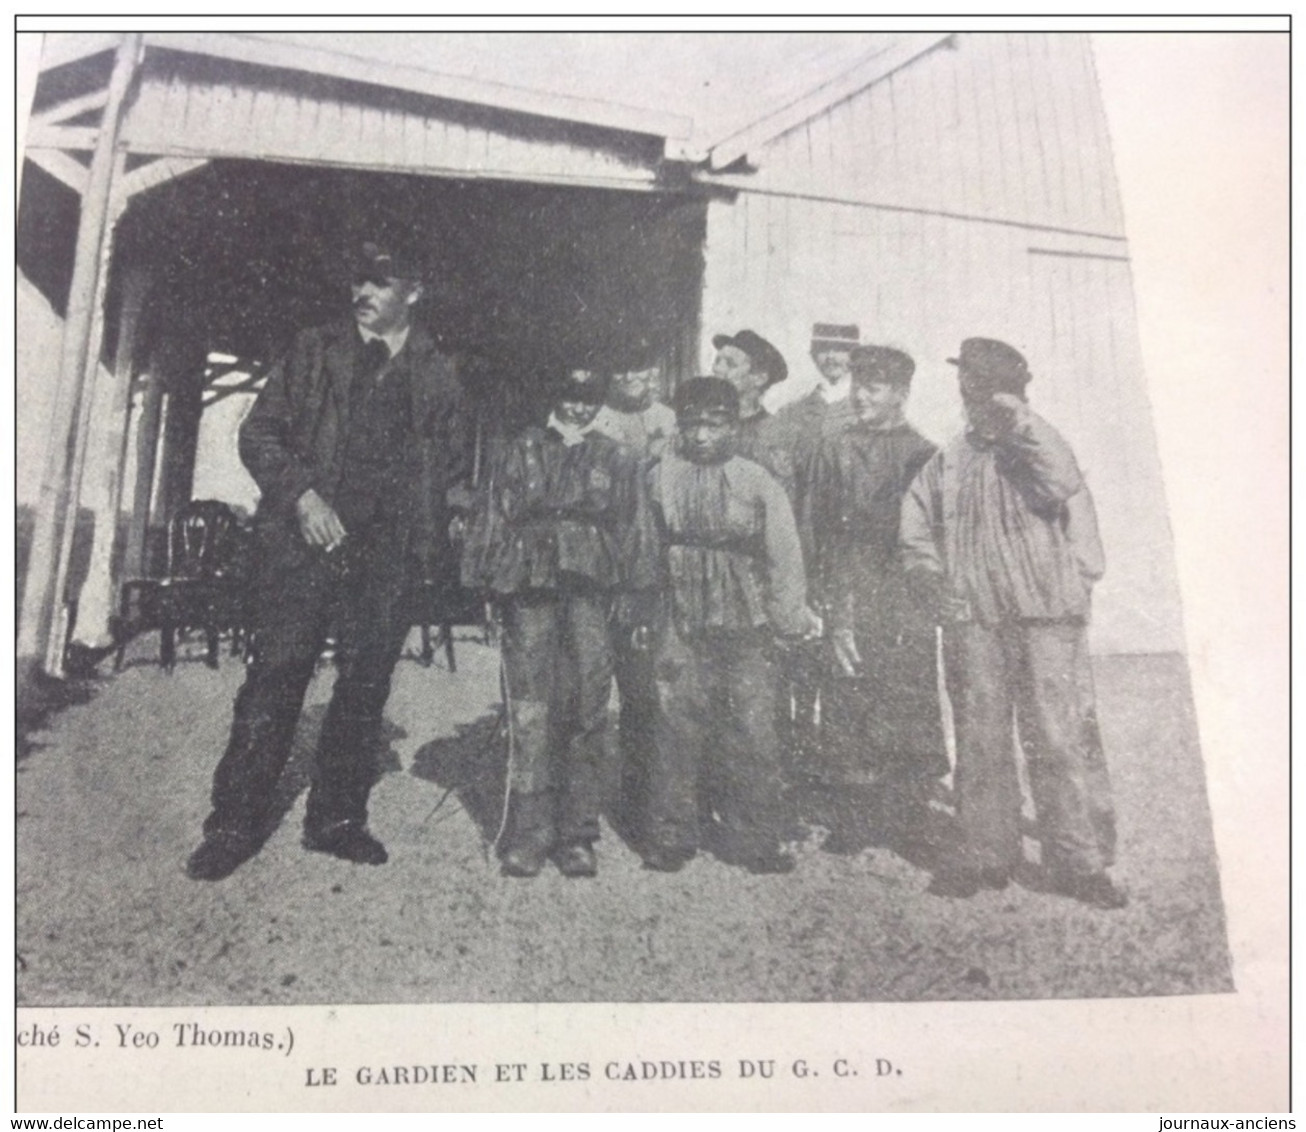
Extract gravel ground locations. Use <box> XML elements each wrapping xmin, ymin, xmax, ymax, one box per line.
<box><xmin>16</xmin><ymin>636</ymin><xmax>1232</xmax><ymax>1006</ymax></box>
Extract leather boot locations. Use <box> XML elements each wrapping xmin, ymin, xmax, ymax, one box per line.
<box><xmin>498</xmin><ymin>790</ymin><xmax>555</xmax><ymax>878</ymax></box>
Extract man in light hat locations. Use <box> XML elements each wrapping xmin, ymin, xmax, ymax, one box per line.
<box><xmin>462</xmin><ymin>366</ymin><xmax>657</xmax><ymax>879</ymax></box>
<box><xmin>797</xmin><ymin>344</ymin><xmax>948</xmax><ymax>849</ymax></box>
<box><xmin>771</xmin><ymin>322</ymin><xmax>862</xmax><ymax>457</ymax></box>
<box><xmin>767</xmin><ymin>323</ymin><xmax>863</xmax><ymax>761</ymax></box>
<box><xmin>186</xmin><ymin>238</ymin><xmax>471</xmax><ymax>880</ymax></box>
<box><xmin>900</xmin><ymin>338</ymin><xmax>1124</xmax><ymax>908</ymax></box>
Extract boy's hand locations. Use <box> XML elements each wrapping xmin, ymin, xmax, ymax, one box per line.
<box><xmin>800</xmin><ymin>606</ymin><xmax>824</xmax><ymax>641</ymax></box>
<box><xmin>988</xmin><ymin>392</ymin><xmax>1030</xmax><ymax>435</ymax></box>
<box><xmin>832</xmin><ymin>628</ymin><xmax>862</xmax><ymax>677</ymax></box>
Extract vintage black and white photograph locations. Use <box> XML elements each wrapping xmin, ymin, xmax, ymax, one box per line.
<box><xmin>13</xmin><ymin>22</ymin><xmax>1286</xmax><ymax>1111</ymax></box>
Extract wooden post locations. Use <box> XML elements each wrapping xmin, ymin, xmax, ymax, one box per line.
<box><xmin>154</xmin><ymin>339</ymin><xmax>205</xmax><ymax>531</ymax></box>
<box><xmin>69</xmin><ymin>264</ymin><xmax>149</xmax><ymax>647</ymax></box>
<box><xmin>17</xmin><ymin>33</ymin><xmax>142</xmax><ymax>676</ymax></box>
<box><xmin>123</xmin><ymin>364</ymin><xmax>164</xmax><ymax>579</ymax></box>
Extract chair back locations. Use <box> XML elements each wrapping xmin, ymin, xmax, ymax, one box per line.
<box><xmin>165</xmin><ymin>500</ymin><xmax>242</xmax><ymax>580</ymax></box>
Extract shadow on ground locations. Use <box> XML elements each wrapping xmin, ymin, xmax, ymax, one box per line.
<box><xmin>409</xmin><ymin>711</ymin><xmax>507</xmax><ymax>846</ymax></box>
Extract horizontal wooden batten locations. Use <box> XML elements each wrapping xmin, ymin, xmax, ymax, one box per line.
<box><xmin>698</xmin><ymin>175</ymin><xmax>1130</xmax><ymax>243</ymax></box>
<box><xmin>1027</xmin><ymin>246</ymin><xmax>1131</xmax><ymax>263</ymax></box>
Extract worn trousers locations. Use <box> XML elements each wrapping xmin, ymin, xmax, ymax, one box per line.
<box><xmin>820</xmin><ymin>620</ymin><xmax>948</xmax><ymax>786</ymax></box>
<box><xmin>500</xmin><ymin>591</ymin><xmax>613</xmax><ymax>847</ymax></box>
<box><xmin>612</xmin><ymin>624</ymin><xmax>658</xmax><ymax>821</ymax></box>
<box><xmin>647</xmin><ymin>627</ymin><xmax>787</xmax><ymax>858</ymax></box>
<box><xmin>943</xmin><ymin>620</ymin><xmax>1115</xmax><ymax>875</ymax></box>
<box><xmin>205</xmin><ymin>524</ymin><xmax>412</xmax><ymax>838</ymax></box>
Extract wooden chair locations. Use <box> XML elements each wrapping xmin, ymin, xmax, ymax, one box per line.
<box><xmin>410</xmin><ymin>580</ymin><xmax>490</xmax><ymax>673</ymax></box>
<box><xmin>115</xmin><ymin>500</ymin><xmax>252</xmax><ymax>672</ymax></box>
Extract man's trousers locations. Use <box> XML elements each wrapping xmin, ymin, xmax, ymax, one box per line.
<box><xmin>204</xmin><ymin>524</ymin><xmax>412</xmax><ymax>839</ymax></box>
<box><xmin>943</xmin><ymin>620</ymin><xmax>1116</xmax><ymax>876</ymax></box>
<box><xmin>499</xmin><ymin>591</ymin><xmax>613</xmax><ymax>848</ymax></box>
<box><xmin>646</xmin><ymin>627</ymin><xmax>787</xmax><ymax>859</ymax></box>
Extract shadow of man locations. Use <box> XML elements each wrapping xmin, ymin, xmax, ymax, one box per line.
<box><xmin>409</xmin><ymin>711</ymin><xmax>507</xmax><ymax>847</ymax></box>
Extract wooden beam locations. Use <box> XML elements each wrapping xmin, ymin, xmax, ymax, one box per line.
<box><xmin>18</xmin><ymin>33</ymin><xmax>142</xmax><ymax>677</ymax></box>
<box><xmin>24</xmin><ymin>148</ymin><xmax>88</xmax><ymax>196</ymax></box>
<box><xmin>103</xmin><ymin>136</ymin><xmax>661</xmax><ymax>193</ymax></box>
<box><xmin>202</xmin><ymin>373</ymin><xmax>267</xmax><ymax>407</ymax></box>
<box><xmin>32</xmin><ymin>88</ymin><xmax>108</xmax><ymax>126</ymax></box>
<box><xmin>708</xmin><ymin>32</ymin><xmax>955</xmax><ymax>171</ymax></box>
<box><xmin>118</xmin><ymin>156</ymin><xmax>209</xmax><ymax>199</ymax></box>
<box><xmin>38</xmin><ymin>32</ymin><xmax>120</xmax><ymax>73</ymax></box>
<box><xmin>25</xmin><ymin>123</ymin><xmax>99</xmax><ymax>151</ymax></box>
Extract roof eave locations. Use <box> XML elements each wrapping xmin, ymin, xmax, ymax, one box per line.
<box><xmin>138</xmin><ymin>31</ymin><xmax>694</xmax><ymax>144</ymax></box>
<box><xmin>705</xmin><ymin>31</ymin><xmax>956</xmax><ymax>173</ymax></box>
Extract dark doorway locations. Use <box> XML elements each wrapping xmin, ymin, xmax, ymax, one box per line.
<box><xmin>107</xmin><ymin>160</ymin><xmax>707</xmax><ymax>439</ymax></box>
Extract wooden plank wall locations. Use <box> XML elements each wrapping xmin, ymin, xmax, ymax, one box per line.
<box><xmin>123</xmin><ymin>53</ymin><xmax>661</xmax><ymax>189</ymax></box>
<box><xmin>698</xmin><ymin>33</ymin><xmax>1183</xmax><ymax>655</ymax></box>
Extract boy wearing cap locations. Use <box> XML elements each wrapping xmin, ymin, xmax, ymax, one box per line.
<box><xmin>462</xmin><ymin>367</ymin><xmax>656</xmax><ymax>878</ymax></box>
<box><xmin>590</xmin><ymin>341</ymin><xmax>676</xmax><ymax>833</ymax></box>
<box><xmin>185</xmin><ymin>239</ymin><xmax>471</xmax><ymax>880</ymax></box>
<box><xmin>635</xmin><ymin>377</ymin><xmax>822</xmax><ymax>875</ymax></box>
<box><xmin>592</xmin><ymin>339</ymin><xmax>677</xmax><ymax>460</ymax></box>
<box><xmin>710</xmin><ymin>328</ymin><xmax>792</xmax><ymax>489</ymax></box>
<box><xmin>798</xmin><ymin>345</ymin><xmax>947</xmax><ymax>847</ymax></box>
<box><xmin>900</xmin><ymin>338</ymin><xmax>1125</xmax><ymax>909</ymax></box>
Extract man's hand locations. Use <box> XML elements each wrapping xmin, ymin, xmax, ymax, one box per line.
<box><xmin>800</xmin><ymin>605</ymin><xmax>824</xmax><ymax>641</ymax></box>
<box><xmin>831</xmin><ymin>628</ymin><xmax>862</xmax><ymax>677</ymax></box>
<box><xmin>988</xmin><ymin>392</ymin><xmax>1030</xmax><ymax>435</ymax></box>
<box><xmin>296</xmin><ymin>488</ymin><xmax>347</xmax><ymax>551</ymax></box>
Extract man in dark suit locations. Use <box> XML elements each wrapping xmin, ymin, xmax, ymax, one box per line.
<box><xmin>186</xmin><ymin>239</ymin><xmax>470</xmax><ymax>880</ymax></box>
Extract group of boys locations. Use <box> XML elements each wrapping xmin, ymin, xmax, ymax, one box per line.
<box><xmin>464</xmin><ymin>322</ymin><xmax>1126</xmax><ymax>909</ymax></box>
<box><xmin>184</xmin><ymin>238</ymin><xmax>1123</xmax><ymax>910</ymax></box>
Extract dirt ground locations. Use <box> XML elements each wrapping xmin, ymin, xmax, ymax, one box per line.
<box><xmin>16</xmin><ymin>633</ymin><xmax>1232</xmax><ymax>1006</ymax></box>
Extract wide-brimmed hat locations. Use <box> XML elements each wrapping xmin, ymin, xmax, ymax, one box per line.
<box><xmin>851</xmin><ymin>344</ymin><xmax>915</xmax><ymax>386</ymax></box>
<box><xmin>947</xmin><ymin>337</ymin><xmax>1031</xmax><ymax>392</ymax></box>
<box><xmin>711</xmin><ymin>329</ymin><xmax>788</xmax><ymax>387</ymax></box>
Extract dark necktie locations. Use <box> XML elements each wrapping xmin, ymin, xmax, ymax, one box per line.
<box><xmin>361</xmin><ymin>337</ymin><xmax>390</xmax><ymax>381</ymax></box>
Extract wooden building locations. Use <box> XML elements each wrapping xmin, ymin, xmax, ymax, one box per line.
<box><xmin>17</xmin><ymin>31</ymin><xmax>1181</xmax><ymax>676</ymax></box>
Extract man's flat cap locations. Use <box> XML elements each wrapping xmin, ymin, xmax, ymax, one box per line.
<box><xmin>711</xmin><ymin>329</ymin><xmax>788</xmax><ymax>386</ymax></box>
<box><xmin>851</xmin><ymin>344</ymin><xmax>916</xmax><ymax>386</ymax></box>
<box><xmin>350</xmin><ymin>240</ymin><xmax>424</xmax><ymax>282</ymax></box>
<box><xmin>947</xmin><ymin>338</ymin><xmax>1031</xmax><ymax>390</ymax></box>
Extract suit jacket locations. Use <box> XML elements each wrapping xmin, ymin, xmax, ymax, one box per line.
<box><xmin>240</xmin><ymin>317</ymin><xmax>471</xmax><ymax>577</ymax></box>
